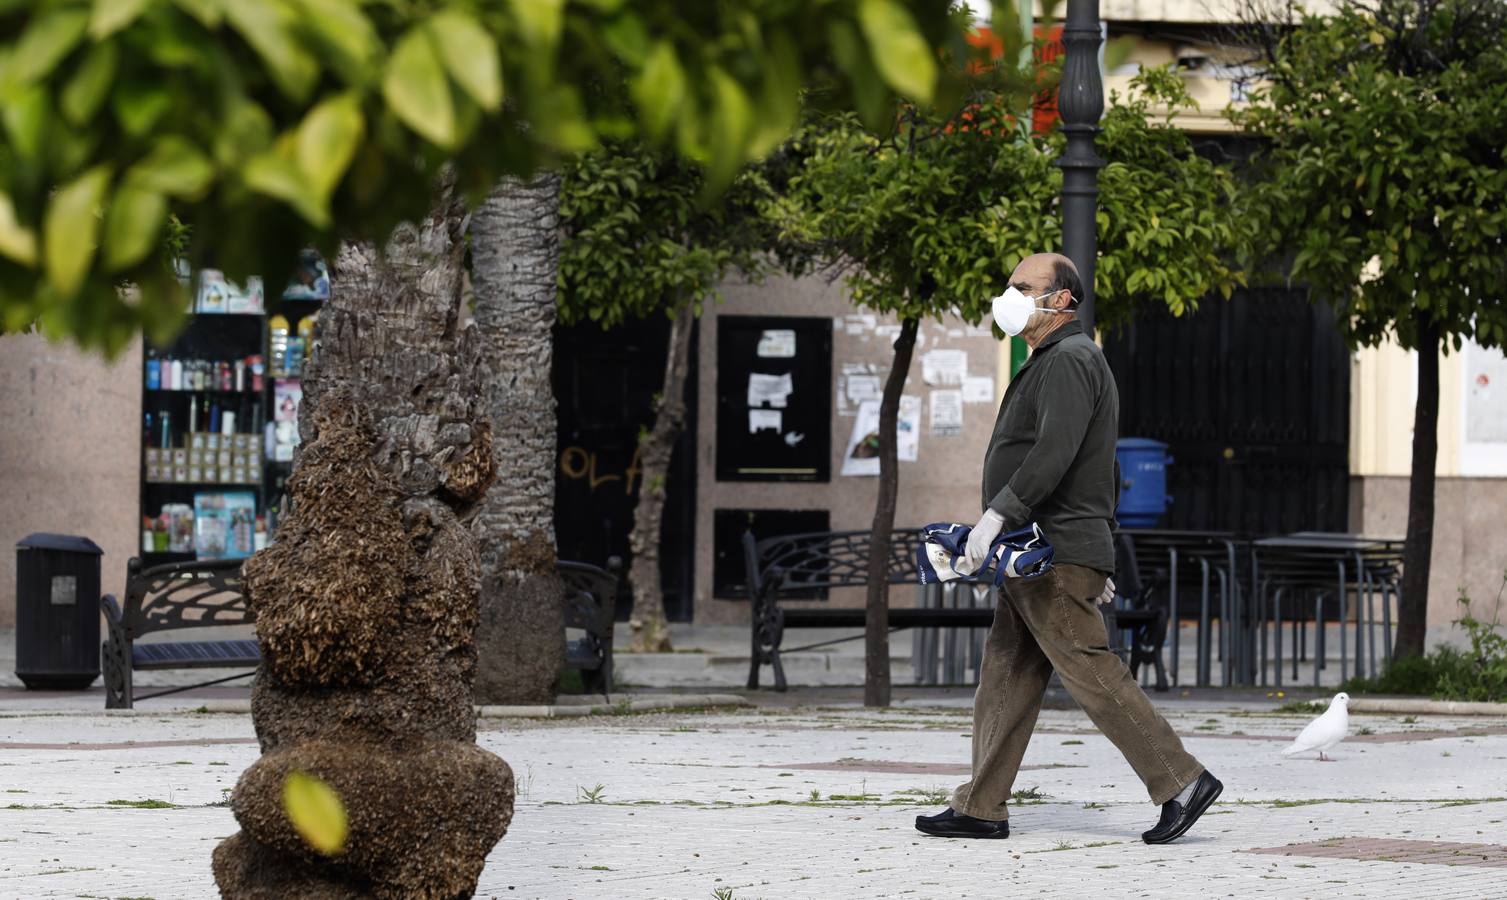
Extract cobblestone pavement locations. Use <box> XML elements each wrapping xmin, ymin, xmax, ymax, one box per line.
<box><xmin>2</xmin><ymin>700</ymin><xmax>1506</xmax><ymax>899</ymax></box>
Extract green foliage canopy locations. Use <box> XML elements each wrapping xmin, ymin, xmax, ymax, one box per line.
<box><xmin>767</xmin><ymin>66</ymin><xmax>1245</xmax><ymax>332</ymax></box>
<box><xmin>0</xmin><ymin>0</ymin><xmax>964</xmax><ymax>353</ymax></box>
<box><xmin>1235</xmin><ymin>0</ymin><xmax>1507</xmax><ymax>351</ymax></box>
<box><xmin>556</xmin><ymin>143</ymin><xmax>771</xmax><ymax>329</ymax></box>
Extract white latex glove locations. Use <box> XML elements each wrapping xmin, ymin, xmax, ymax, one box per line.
<box><xmin>1098</xmin><ymin>577</ymin><xmax>1117</xmax><ymax>606</ymax></box>
<box><xmin>959</xmin><ymin>508</ymin><xmax>1006</xmax><ymax>575</ymax></box>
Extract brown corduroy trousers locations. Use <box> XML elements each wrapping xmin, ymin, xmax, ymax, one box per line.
<box><xmin>950</xmin><ymin>563</ymin><xmax>1205</xmax><ymax>821</ymax></box>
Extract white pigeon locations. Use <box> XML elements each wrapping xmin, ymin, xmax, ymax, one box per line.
<box><xmin>1281</xmin><ymin>692</ymin><xmax>1350</xmax><ymax>761</ymax></box>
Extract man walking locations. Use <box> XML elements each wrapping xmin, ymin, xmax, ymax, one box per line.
<box><xmin>915</xmin><ymin>253</ymin><xmax>1221</xmax><ymax>845</ymax></box>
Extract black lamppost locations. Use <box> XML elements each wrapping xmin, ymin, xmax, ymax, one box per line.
<box><xmin>1058</xmin><ymin>0</ymin><xmax>1104</xmax><ymax>336</ymax></box>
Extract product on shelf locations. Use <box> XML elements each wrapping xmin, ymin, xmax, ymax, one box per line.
<box><xmin>283</xmin><ymin>250</ymin><xmax>330</xmax><ymax>300</ymax></box>
<box><xmin>196</xmin><ymin>269</ymin><xmax>265</xmax><ymax>314</ymax></box>
<box><xmin>269</xmin><ymin>314</ymin><xmax>291</xmax><ymax>376</ymax></box>
<box><xmin>193</xmin><ymin>491</ymin><xmax>257</xmax><ymax>559</ymax></box>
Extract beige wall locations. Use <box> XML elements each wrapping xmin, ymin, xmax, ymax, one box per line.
<box><xmin>1349</xmin><ymin>475</ymin><xmax>1507</xmax><ymax>648</ymax></box>
<box><xmin>692</xmin><ymin>274</ymin><xmax>1004</xmax><ymax>625</ymax></box>
<box><xmin>0</xmin><ymin>333</ymin><xmax>142</xmax><ymax>628</ymax></box>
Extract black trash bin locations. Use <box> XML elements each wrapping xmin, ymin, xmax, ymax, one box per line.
<box><xmin>14</xmin><ymin>533</ymin><xmax>103</xmax><ymax>690</ymax></box>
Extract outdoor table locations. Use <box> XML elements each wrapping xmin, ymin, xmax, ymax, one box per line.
<box><xmin>1120</xmin><ymin>529</ymin><xmax>1244</xmax><ymax>687</ymax></box>
<box><xmin>1250</xmin><ymin>533</ymin><xmax>1405</xmax><ymax>688</ymax></box>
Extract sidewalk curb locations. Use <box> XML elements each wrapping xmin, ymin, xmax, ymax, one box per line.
<box><xmin>476</xmin><ymin>693</ymin><xmax>751</xmax><ymax>718</ymax></box>
<box><xmin>1</xmin><ymin>694</ymin><xmax>753</xmax><ymax>718</ymax></box>
<box><xmin>1347</xmin><ymin>697</ymin><xmax>1507</xmax><ymax>716</ymax></box>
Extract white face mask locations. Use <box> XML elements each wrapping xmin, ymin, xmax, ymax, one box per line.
<box><xmin>991</xmin><ymin>286</ymin><xmax>1070</xmax><ymax>336</ymax></box>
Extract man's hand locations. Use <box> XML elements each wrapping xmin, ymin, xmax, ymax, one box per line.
<box><xmin>1098</xmin><ymin>577</ymin><xmax>1117</xmax><ymax>606</ymax></box>
<box><xmin>960</xmin><ymin>509</ymin><xmax>1006</xmax><ymax>575</ymax></box>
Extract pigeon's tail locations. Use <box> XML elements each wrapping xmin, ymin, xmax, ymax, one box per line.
<box><xmin>1279</xmin><ymin>741</ymin><xmax>1307</xmax><ymax>757</ymax></box>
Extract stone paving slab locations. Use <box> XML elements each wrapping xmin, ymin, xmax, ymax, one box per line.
<box><xmin>2</xmin><ymin>702</ymin><xmax>1506</xmax><ymax>898</ymax></box>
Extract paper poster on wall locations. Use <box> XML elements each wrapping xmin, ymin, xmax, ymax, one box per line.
<box><xmin>756</xmin><ymin>329</ymin><xmax>797</xmax><ymax>358</ymax></box>
<box><xmin>840</xmin><ymin>401</ymin><xmax>882</xmax><ymax>476</ymax></box>
<box><xmin>962</xmin><ymin>375</ymin><xmax>995</xmax><ymax>404</ymax></box>
<box><xmin>747</xmin><ymin>372</ymin><xmax>793</xmax><ymax>409</ymax></box>
<box><xmin>748</xmin><ymin>409</ymin><xmax>783</xmax><ymax>433</ymax></box>
<box><xmin>898</xmin><ymin>395</ymin><xmax>920</xmax><ymax>461</ymax></box>
<box><xmin>835</xmin><ymin>362</ymin><xmax>878</xmax><ymax>417</ymax></box>
<box><xmin>921</xmin><ymin>348</ymin><xmax>967</xmax><ymax>385</ymax></box>
<box><xmin>844</xmin><ymin>313</ymin><xmax>877</xmax><ymax>336</ymax></box>
<box><xmin>930</xmin><ymin>389</ymin><xmax>964</xmax><ymax>437</ymax></box>
<box><xmin>841</xmin><ymin>396</ymin><xmax>921</xmax><ymax>476</ymax></box>
<box><xmin>845</xmin><ymin>375</ymin><xmax>881</xmax><ymax>404</ymax></box>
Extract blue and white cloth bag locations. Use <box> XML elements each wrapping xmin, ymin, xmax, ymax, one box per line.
<box><xmin>916</xmin><ymin>521</ymin><xmax>1054</xmax><ymax>586</ymax></box>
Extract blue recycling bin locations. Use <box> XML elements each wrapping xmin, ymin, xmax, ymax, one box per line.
<box><xmin>1116</xmin><ymin>438</ymin><xmax>1172</xmax><ymax>527</ymax></box>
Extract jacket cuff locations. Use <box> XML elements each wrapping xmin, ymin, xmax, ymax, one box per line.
<box><xmin>987</xmin><ymin>487</ymin><xmax>1031</xmax><ymax>530</ymax></box>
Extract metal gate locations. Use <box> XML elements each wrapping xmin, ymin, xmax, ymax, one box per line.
<box><xmin>552</xmin><ymin>317</ymin><xmax>697</xmax><ymax>621</ymax></box>
<box><xmin>1102</xmin><ymin>286</ymin><xmax>1351</xmax><ymax>536</ymax></box>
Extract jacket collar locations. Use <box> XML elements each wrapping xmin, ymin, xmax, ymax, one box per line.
<box><xmin>1016</xmin><ymin>319</ymin><xmax>1083</xmax><ymax>375</ymax></box>
<box><xmin>1035</xmin><ymin>318</ymin><xmax>1083</xmax><ymax>352</ymax></box>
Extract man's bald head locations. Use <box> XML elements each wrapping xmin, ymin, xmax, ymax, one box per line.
<box><xmin>1009</xmin><ymin>253</ymin><xmax>1081</xmax><ymax>309</ymax></box>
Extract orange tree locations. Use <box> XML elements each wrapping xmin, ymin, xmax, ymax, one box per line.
<box><xmin>0</xmin><ymin>0</ymin><xmax>967</xmax><ymax>352</ymax></box>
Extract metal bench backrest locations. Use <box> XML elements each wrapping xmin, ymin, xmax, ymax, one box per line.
<box><xmin>558</xmin><ymin>558</ymin><xmax>621</xmax><ymax>639</ymax></box>
<box><xmin>122</xmin><ymin>557</ymin><xmax>251</xmax><ymax>640</ymax></box>
<box><xmin>743</xmin><ymin>528</ymin><xmax>925</xmax><ymax>602</ymax></box>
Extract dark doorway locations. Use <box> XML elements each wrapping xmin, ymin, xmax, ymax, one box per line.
<box><xmin>1102</xmin><ymin>286</ymin><xmax>1351</xmax><ymax>536</ymax></box>
<box><xmin>553</xmin><ymin>316</ymin><xmax>697</xmax><ymax>621</ymax></box>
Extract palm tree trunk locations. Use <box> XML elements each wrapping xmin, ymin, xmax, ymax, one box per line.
<box><xmin>626</xmin><ymin>301</ymin><xmax>696</xmax><ymax>652</ymax></box>
<box><xmin>214</xmin><ymin>180</ymin><xmax>514</xmax><ymax>898</ymax></box>
<box><xmin>468</xmin><ymin>173</ymin><xmax>568</xmax><ymax>704</ymax></box>
<box><xmin>864</xmin><ymin>316</ymin><xmax>919</xmax><ymax>707</ymax></box>
<box><xmin>1395</xmin><ymin>318</ymin><xmax>1440</xmax><ymax>660</ymax></box>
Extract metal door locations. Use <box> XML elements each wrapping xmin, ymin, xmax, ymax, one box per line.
<box><xmin>552</xmin><ymin>317</ymin><xmax>697</xmax><ymax>621</ymax></box>
<box><xmin>1102</xmin><ymin>286</ymin><xmax>1350</xmax><ymax>536</ymax></box>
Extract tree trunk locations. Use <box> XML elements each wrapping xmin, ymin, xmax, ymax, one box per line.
<box><xmin>626</xmin><ymin>301</ymin><xmax>696</xmax><ymax>652</ymax></box>
<box><xmin>213</xmin><ymin>180</ymin><xmax>514</xmax><ymax>898</ymax></box>
<box><xmin>469</xmin><ymin>174</ymin><xmax>569</xmax><ymax>704</ymax></box>
<box><xmin>864</xmin><ymin>316</ymin><xmax>919</xmax><ymax>708</ymax></box>
<box><xmin>1395</xmin><ymin>318</ymin><xmax>1441</xmax><ymax>660</ymax></box>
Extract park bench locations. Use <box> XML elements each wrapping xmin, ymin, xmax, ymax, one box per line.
<box><xmin>743</xmin><ymin>527</ymin><xmax>1000</xmax><ymax>691</ymax></box>
<box><xmin>743</xmin><ymin>527</ymin><xmax>1174</xmax><ymax>692</ymax></box>
<box><xmin>1102</xmin><ymin>532</ymin><xmax>1171</xmax><ymax>692</ymax></box>
<box><xmin>558</xmin><ymin>557</ymin><xmax>623</xmax><ymax>696</ymax></box>
<box><xmin>101</xmin><ymin>555</ymin><xmax>621</xmax><ymax>709</ymax></box>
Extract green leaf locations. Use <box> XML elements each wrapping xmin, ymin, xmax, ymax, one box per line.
<box><xmin>128</xmin><ymin>137</ymin><xmax>215</xmax><ymax>198</ymax></box>
<box><xmin>224</xmin><ymin>1</ymin><xmax>319</xmax><ymax>101</ymax></box>
<box><xmin>748</xmin><ymin>33</ymin><xmax>801</xmax><ymax>159</ymax></box>
<box><xmin>102</xmin><ymin>182</ymin><xmax>167</xmax><ymax>271</ymax></box>
<box><xmin>296</xmin><ymin>93</ymin><xmax>364</xmax><ymax>198</ymax></box>
<box><xmin>631</xmin><ymin>42</ymin><xmax>685</xmax><ymax>143</ymax></box>
<box><xmin>283</xmin><ymin>770</ymin><xmax>347</xmax><ymax>857</ymax></box>
<box><xmin>44</xmin><ymin>166</ymin><xmax>111</xmax><ymax>299</ymax></box>
<box><xmin>112</xmin><ymin>79</ymin><xmax>174</xmax><ymax>137</ymax></box>
<box><xmin>90</xmin><ymin>0</ymin><xmax>152</xmax><ymax>39</ymax></box>
<box><xmin>382</xmin><ymin>26</ymin><xmax>455</xmax><ymax>147</ymax></box>
<box><xmin>600</xmin><ymin>12</ymin><xmax>650</xmax><ymax>66</ymax></box>
<box><xmin>508</xmin><ymin>0</ymin><xmax>564</xmax><ymax>48</ymax></box>
<box><xmin>171</xmin><ymin>0</ymin><xmax>222</xmax><ymax>27</ymax></box>
<box><xmin>297</xmin><ymin>0</ymin><xmax>379</xmax><ymax>86</ymax></box>
<box><xmin>704</xmin><ymin>66</ymin><xmax>753</xmax><ymax>188</ymax></box>
<box><xmin>243</xmin><ymin>152</ymin><xmax>328</xmax><ymax>227</ymax></box>
<box><xmin>857</xmin><ymin>0</ymin><xmax>936</xmax><ymax>103</ymax></box>
<box><xmin>3</xmin><ymin>85</ymin><xmax>49</xmax><ymax>162</ymax></box>
<box><xmin>428</xmin><ymin>11</ymin><xmax>503</xmax><ymax>112</ymax></box>
<box><xmin>60</xmin><ymin>42</ymin><xmax>119</xmax><ymax>126</ymax></box>
<box><xmin>5</xmin><ymin>8</ymin><xmax>89</xmax><ymax>86</ymax></box>
<box><xmin>0</xmin><ymin>192</ymin><xmax>39</xmax><ymax>266</ymax></box>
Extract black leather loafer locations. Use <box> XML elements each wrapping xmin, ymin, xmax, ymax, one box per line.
<box><xmin>915</xmin><ymin>807</ymin><xmax>1010</xmax><ymax>839</ymax></box>
<box><xmin>1142</xmin><ymin>770</ymin><xmax>1223</xmax><ymax>844</ymax></box>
